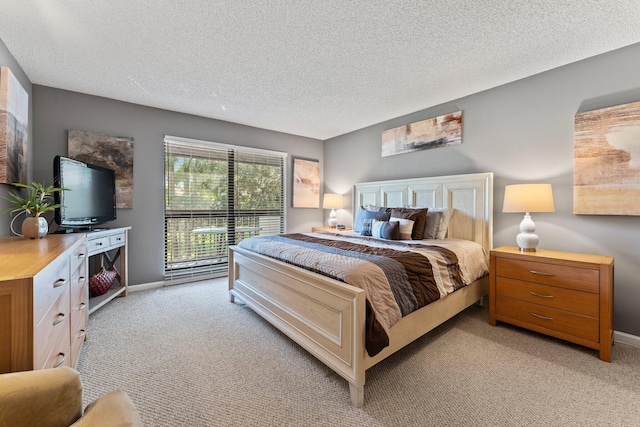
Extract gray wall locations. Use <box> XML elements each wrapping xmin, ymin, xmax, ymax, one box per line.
<box><xmin>0</xmin><ymin>38</ymin><xmax>32</xmax><ymax>235</ymax></box>
<box><xmin>324</xmin><ymin>42</ymin><xmax>640</xmax><ymax>337</ymax></box>
<box><xmin>30</xmin><ymin>86</ymin><xmax>323</xmax><ymax>285</ymax></box>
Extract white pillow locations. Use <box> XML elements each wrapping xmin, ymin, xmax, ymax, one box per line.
<box><xmin>389</xmin><ymin>217</ymin><xmax>415</xmax><ymax>240</ymax></box>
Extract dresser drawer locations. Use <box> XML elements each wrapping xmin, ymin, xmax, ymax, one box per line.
<box><xmin>69</xmin><ymin>243</ymin><xmax>87</xmax><ymax>276</ymax></box>
<box><xmin>110</xmin><ymin>232</ymin><xmax>126</xmax><ymax>247</ymax></box>
<box><xmin>88</xmin><ymin>236</ymin><xmax>110</xmax><ymax>254</ymax></box>
<box><xmin>33</xmin><ymin>257</ymin><xmax>69</xmax><ymax>324</ymax></box>
<box><xmin>70</xmin><ymin>262</ymin><xmax>87</xmax><ymax>304</ymax></box>
<box><xmin>496</xmin><ymin>277</ymin><xmax>599</xmax><ymax>318</ymax></box>
<box><xmin>70</xmin><ymin>296</ymin><xmax>88</xmax><ymax>368</ymax></box>
<box><xmin>34</xmin><ymin>288</ymin><xmax>70</xmax><ymax>363</ymax></box>
<box><xmin>36</xmin><ymin>305</ymin><xmax>71</xmax><ymax>370</ymax></box>
<box><xmin>496</xmin><ymin>295</ymin><xmax>599</xmax><ymax>342</ymax></box>
<box><xmin>39</xmin><ymin>324</ymin><xmax>71</xmax><ymax>370</ymax></box>
<box><xmin>495</xmin><ymin>257</ymin><xmax>599</xmax><ymax>293</ymax></box>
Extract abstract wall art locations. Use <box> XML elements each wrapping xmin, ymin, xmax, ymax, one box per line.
<box><xmin>381</xmin><ymin>110</ymin><xmax>462</xmax><ymax>157</ymax></box>
<box><xmin>574</xmin><ymin>100</ymin><xmax>640</xmax><ymax>215</ymax></box>
<box><xmin>68</xmin><ymin>130</ymin><xmax>134</xmax><ymax>208</ymax></box>
<box><xmin>292</xmin><ymin>157</ymin><xmax>320</xmax><ymax>208</ymax></box>
<box><xmin>0</xmin><ymin>66</ymin><xmax>28</xmax><ymax>184</ymax></box>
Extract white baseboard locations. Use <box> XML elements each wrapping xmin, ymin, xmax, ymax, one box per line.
<box><xmin>614</xmin><ymin>330</ymin><xmax>640</xmax><ymax>348</ymax></box>
<box><xmin>128</xmin><ymin>281</ymin><xmax>165</xmax><ymax>292</ymax></box>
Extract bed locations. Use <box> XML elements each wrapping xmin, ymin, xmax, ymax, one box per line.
<box><xmin>228</xmin><ymin>172</ymin><xmax>493</xmax><ymax>406</ymax></box>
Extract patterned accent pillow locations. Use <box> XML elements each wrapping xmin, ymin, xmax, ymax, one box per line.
<box><xmin>389</xmin><ymin>207</ymin><xmax>428</xmax><ymax>240</ymax></box>
<box><xmin>371</xmin><ymin>219</ymin><xmax>400</xmax><ymax>240</ymax></box>
<box><xmin>353</xmin><ymin>205</ymin><xmax>386</xmax><ymax>232</ymax></box>
<box><xmin>360</xmin><ymin>210</ymin><xmax>391</xmax><ymax>236</ymax></box>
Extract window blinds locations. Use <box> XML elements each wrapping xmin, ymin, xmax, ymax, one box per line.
<box><xmin>164</xmin><ymin>136</ymin><xmax>286</xmax><ymax>283</ymax></box>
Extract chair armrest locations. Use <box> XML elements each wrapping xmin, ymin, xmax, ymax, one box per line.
<box><xmin>71</xmin><ymin>389</ymin><xmax>143</xmax><ymax>427</ymax></box>
<box><xmin>0</xmin><ymin>367</ymin><xmax>83</xmax><ymax>427</ymax></box>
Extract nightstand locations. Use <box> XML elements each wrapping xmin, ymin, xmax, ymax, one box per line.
<box><xmin>489</xmin><ymin>246</ymin><xmax>614</xmax><ymax>362</ymax></box>
<box><xmin>311</xmin><ymin>226</ymin><xmax>353</xmax><ymax>232</ymax></box>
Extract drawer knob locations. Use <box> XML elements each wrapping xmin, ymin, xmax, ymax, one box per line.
<box><xmin>530</xmin><ymin>291</ymin><xmax>553</xmax><ymax>299</ymax></box>
<box><xmin>78</xmin><ymin>253</ymin><xmax>86</xmax><ymax>259</ymax></box>
<box><xmin>53</xmin><ymin>353</ymin><xmax>67</xmax><ymax>368</ymax></box>
<box><xmin>530</xmin><ymin>312</ymin><xmax>554</xmax><ymax>321</ymax></box>
<box><xmin>53</xmin><ymin>279</ymin><xmax>67</xmax><ymax>288</ymax></box>
<box><xmin>79</xmin><ymin>302</ymin><xmax>87</xmax><ymax>310</ymax></box>
<box><xmin>77</xmin><ymin>329</ymin><xmax>87</xmax><ymax>339</ymax></box>
<box><xmin>53</xmin><ymin>313</ymin><xmax>66</xmax><ymax>325</ymax></box>
<box><xmin>530</xmin><ymin>270</ymin><xmax>554</xmax><ymax>276</ymax></box>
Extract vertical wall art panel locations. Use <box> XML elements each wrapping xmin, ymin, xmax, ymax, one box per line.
<box><xmin>574</xmin><ymin>100</ymin><xmax>640</xmax><ymax>215</ymax></box>
<box><xmin>0</xmin><ymin>66</ymin><xmax>28</xmax><ymax>184</ymax></box>
<box><xmin>292</xmin><ymin>157</ymin><xmax>320</xmax><ymax>208</ymax></box>
<box><xmin>68</xmin><ymin>130</ymin><xmax>134</xmax><ymax>208</ymax></box>
<box><xmin>381</xmin><ymin>110</ymin><xmax>462</xmax><ymax>157</ymax></box>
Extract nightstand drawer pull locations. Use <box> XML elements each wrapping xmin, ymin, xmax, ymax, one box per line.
<box><xmin>530</xmin><ymin>291</ymin><xmax>553</xmax><ymax>299</ymax></box>
<box><xmin>530</xmin><ymin>270</ymin><xmax>554</xmax><ymax>276</ymax></box>
<box><xmin>53</xmin><ymin>279</ymin><xmax>67</xmax><ymax>288</ymax></box>
<box><xmin>530</xmin><ymin>312</ymin><xmax>554</xmax><ymax>321</ymax></box>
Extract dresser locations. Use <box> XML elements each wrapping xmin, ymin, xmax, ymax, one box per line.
<box><xmin>0</xmin><ymin>234</ymin><xmax>88</xmax><ymax>373</ymax></box>
<box><xmin>489</xmin><ymin>246</ymin><xmax>614</xmax><ymax>362</ymax></box>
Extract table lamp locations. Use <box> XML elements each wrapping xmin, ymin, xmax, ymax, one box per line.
<box><xmin>503</xmin><ymin>183</ymin><xmax>555</xmax><ymax>252</ymax></box>
<box><xmin>322</xmin><ymin>193</ymin><xmax>343</xmax><ymax>228</ymax></box>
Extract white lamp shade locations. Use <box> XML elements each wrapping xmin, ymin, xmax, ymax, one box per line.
<box><xmin>322</xmin><ymin>193</ymin><xmax>343</xmax><ymax>210</ymax></box>
<box><xmin>503</xmin><ymin>184</ymin><xmax>555</xmax><ymax>213</ymax></box>
<box><xmin>503</xmin><ymin>183</ymin><xmax>554</xmax><ymax>252</ymax></box>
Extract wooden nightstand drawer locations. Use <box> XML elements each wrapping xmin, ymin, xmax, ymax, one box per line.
<box><xmin>489</xmin><ymin>246</ymin><xmax>614</xmax><ymax>362</ymax></box>
<box><xmin>495</xmin><ymin>257</ymin><xmax>599</xmax><ymax>293</ymax></box>
<box><xmin>496</xmin><ymin>295</ymin><xmax>599</xmax><ymax>342</ymax></box>
<box><xmin>496</xmin><ymin>277</ymin><xmax>599</xmax><ymax>318</ymax></box>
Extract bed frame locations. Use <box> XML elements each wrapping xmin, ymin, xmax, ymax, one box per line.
<box><xmin>228</xmin><ymin>172</ymin><xmax>493</xmax><ymax>406</ymax></box>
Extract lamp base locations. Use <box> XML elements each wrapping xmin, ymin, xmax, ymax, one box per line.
<box><xmin>328</xmin><ymin>209</ymin><xmax>337</xmax><ymax>228</ymax></box>
<box><xmin>516</xmin><ymin>213</ymin><xmax>539</xmax><ymax>252</ymax></box>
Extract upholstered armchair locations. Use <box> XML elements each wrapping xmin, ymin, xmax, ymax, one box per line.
<box><xmin>0</xmin><ymin>367</ymin><xmax>143</xmax><ymax>427</ymax></box>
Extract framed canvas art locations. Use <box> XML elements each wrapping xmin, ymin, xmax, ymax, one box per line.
<box><xmin>0</xmin><ymin>66</ymin><xmax>28</xmax><ymax>184</ymax></box>
<box><xmin>292</xmin><ymin>157</ymin><xmax>320</xmax><ymax>208</ymax></box>
<box><xmin>68</xmin><ymin>130</ymin><xmax>134</xmax><ymax>208</ymax></box>
<box><xmin>574</xmin><ymin>100</ymin><xmax>640</xmax><ymax>215</ymax></box>
<box><xmin>382</xmin><ymin>110</ymin><xmax>462</xmax><ymax>157</ymax></box>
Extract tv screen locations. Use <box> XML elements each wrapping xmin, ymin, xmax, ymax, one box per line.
<box><xmin>54</xmin><ymin>156</ymin><xmax>117</xmax><ymax>228</ymax></box>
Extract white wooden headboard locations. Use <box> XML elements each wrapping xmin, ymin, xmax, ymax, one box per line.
<box><xmin>354</xmin><ymin>172</ymin><xmax>494</xmax><ymax>252</ymax></box>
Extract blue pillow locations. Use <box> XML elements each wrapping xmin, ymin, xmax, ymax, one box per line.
<box><xmin>353</xmin><ymin>205</ymin><xmax>385</xmax><ymax>232</ymax></box>
<box><xmin>371</xmin><ymin>219</ymin><xmax>400</xmax><ymax>240</ymax></box>
<box><xmin>361</xmin><ymin>210</ymin><xmax>391</xmax><ymax>236</ymax></box>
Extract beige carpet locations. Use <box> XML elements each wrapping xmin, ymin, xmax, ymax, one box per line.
<box><xmin>77</xmin><ymin>279</ymin><xmax>640</xmax><ymax>426</ymax></box>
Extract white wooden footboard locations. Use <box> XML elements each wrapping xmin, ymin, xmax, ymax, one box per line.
<box><xmin>228</xmin><ymin>246</ymin><xmax>368</xmax><ymax>405</ymax></box>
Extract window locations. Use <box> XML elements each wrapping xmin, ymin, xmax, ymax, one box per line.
<box><xmin>164</xmin><ymin>136</ymin><xmax>286</xmax><ymax>282</ymax></box>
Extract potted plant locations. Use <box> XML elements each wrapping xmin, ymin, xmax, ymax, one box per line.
<box><xmin>2</xmin><ymin>181</ymin><xmax>66</xmax><ymax>238</ymax></box>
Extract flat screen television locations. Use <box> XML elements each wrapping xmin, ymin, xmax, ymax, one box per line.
<box><xmin>53</xmin><ymin>155</ymin><xmax>117</xmax><ymax>229</ymax></box>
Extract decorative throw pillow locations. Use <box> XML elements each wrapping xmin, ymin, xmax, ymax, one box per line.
<box><xmin>423</xmin><ymin>208</ymin><xmax>455</xmax><ymax>239</ymax></box>
<box><xmin>371</xmin><ymin>219</ymin><xmax>400</xmax><ymax>240</ymax></box>
<box><xmin>389</xmin><ymin>207</ymin><xmax>428</xmax><ymax>240</ymax></box>
<box><xmin>354</xmin><ymin>205</ymin><xmax>386</xmax><ymax>232</ymax></box>
<box><xmin>360</xmin><ymin>210</ymin><xmax>391</xmax><ymax>236</ymax></box>
<box><xmin>389</xmin><ymin>217</ymin><xmax>415</xmax><ymax>240</ymax></box>
<box><xmin>353</xmin><ymin>206</ymin><xmax>366</xmax><ymax>232</ymax></box>
<box><xmin>423</xmin><ymin>210</ymin><xmax>443</xmax><ymax>239</ymax></box>
<box><xmin>435</xmin><ymin>208</ymin><xmax>454</xmax><ymax>239</ymax></box>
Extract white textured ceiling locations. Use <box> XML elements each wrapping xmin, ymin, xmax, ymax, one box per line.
<box><xmin>1</xmin><ymin>1</ymin><xmax>640</xmax><ymax>140</ymax></box>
